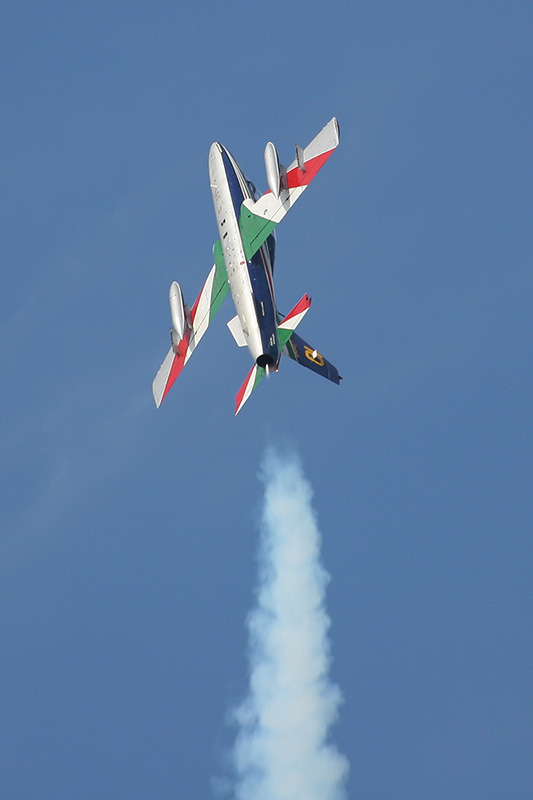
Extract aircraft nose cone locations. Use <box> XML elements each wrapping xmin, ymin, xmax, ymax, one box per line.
<box><xmin>209</xmin><ymin>142</ymin><xmax>224</xmax><ymax>185</ymax></box>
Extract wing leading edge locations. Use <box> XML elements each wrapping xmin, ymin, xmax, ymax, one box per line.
<box><xmin>152</xmin><ymin>248</ymin><xmax>229</xmax><ymax>407</ymax></box>
<box><xmin>238</xmin><ymin>117</ymin><xmax>340</xmax><ymax>261</ymax></box>
<box><xmin>153</xmin><ymin>118</ymin><xmax>341</xmax><ymax>413</ymax></box>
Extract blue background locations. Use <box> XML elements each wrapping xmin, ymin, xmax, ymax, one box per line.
<box><xmin>1</xmin><ymin>2</ymin><xmax>531</xmax><ymax>798</ymax></box>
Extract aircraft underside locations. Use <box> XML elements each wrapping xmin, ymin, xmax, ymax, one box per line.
<box><xmin>152</xmin><ymin>117</ymin><xmax>341</xmax><ymax>414</ymax></box>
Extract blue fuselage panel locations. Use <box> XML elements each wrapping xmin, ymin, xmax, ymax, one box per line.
<box><xmin>221</xmin><ymin>149</ymin><xmax>279</xmax><ymax>366</ymax></box>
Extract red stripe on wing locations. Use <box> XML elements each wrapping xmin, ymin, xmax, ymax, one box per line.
<box><xmin>160</xmin><ymin>329</ymin><xmax>192</xmax><ymax>404</ymax></box>
<box><xmin>285</xmin><ymin>149</ymin><xmax>335</xmax><ymax>190</ymax></box>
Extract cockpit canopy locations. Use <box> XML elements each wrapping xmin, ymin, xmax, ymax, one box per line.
<box><xmin>247</xmin><ymin>180</ymin><xmax>260</xmax><ymax>201</ymax></box>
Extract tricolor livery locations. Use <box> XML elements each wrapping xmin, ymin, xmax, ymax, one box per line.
<box><xmin>152</xmin><ymin>117</ymin><xmax>341</xmax><ymax>414</ymax></box>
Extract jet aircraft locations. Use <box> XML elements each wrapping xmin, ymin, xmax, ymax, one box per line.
<box><xmin>152</xmin><ymin>117</ymin><xmax>342</xmax><ymax>414</ymax></box>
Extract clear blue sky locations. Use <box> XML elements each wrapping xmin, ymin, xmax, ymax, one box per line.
<box><xmin>1</xmin><ymin>2</ymin><xmax>531</xmax><ymax>798</ymax></box>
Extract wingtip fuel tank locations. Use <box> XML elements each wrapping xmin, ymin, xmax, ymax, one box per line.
<box><xmin>169</xmin><ymin>281</ymin><xmax>187</xmax><ymax>340</ymax></box>
<box><xmin>153</xmin><ymin>118</ymin><xmax>341</xmax><ymax>412</ymax></box>
<box><xmin>264</xmin><ymin>141</ymin><xmax>282</xmax><ymax>199</ymax></box>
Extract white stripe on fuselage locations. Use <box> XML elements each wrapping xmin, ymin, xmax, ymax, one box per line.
<box><xmin>208</xmin><ymin>142</ymin><xmax>272</xmax><ymax>364</ymax></box>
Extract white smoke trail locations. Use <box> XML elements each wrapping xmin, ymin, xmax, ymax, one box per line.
<box><xmin>231</xmin><ymin>449</ymin><xmax>349</xmax><ymax>800</ymax></box>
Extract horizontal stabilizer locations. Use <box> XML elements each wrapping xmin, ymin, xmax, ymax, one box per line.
<box><xmin>227</xmin><ymin>314</ymin><xmax>247</xmax><ymax>347</ymax></box>
<box><xmin>235</xmin><ymin>363</ymin><xmax>265</xmax><ymax>415</ymax></box>
<box><xmin>284</xmin><ymin>331</ymin><xmax>342</xmax><ymax>385</ymax></box>
<box><xmin>234</xmin><ymin>294</ymin><xmax>312</xmax><ymax>415</ymax></box>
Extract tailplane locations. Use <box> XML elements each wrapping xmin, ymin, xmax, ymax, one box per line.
<box><xmin>284</xmin><ymin>331</ymin><xmax>342</xmax><ymax>384</ymax></box>
<box><xmin>235</xmin><ymin>294</ymin><xmax>311</xmax><ymax>414</ymax></box>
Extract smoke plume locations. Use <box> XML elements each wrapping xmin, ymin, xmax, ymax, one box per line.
<box><xmin>231</xmin><ymin>449</ymin><xmax>349</xmax><ymax>800</ymax></box>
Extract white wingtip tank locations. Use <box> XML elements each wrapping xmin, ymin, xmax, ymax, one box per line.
<box><xmin>169</xmin><ymin>281</ymin><xmax>187</xmax><ymax>340</ymax></box>
<box><xmin>264</xmin><ymin>141</ymin><xmax>282</xmax><ymax>199</ymax></box>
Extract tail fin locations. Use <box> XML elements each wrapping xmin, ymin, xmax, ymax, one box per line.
<box><xmin>235</xmin><ymin>295</ymin><xmax>311</xmax><ymax>415</ymax></box>
<box><xmin>276</xmin><ymin>293</ymin><xmax>312</xmax><ymax>347</ymax></box>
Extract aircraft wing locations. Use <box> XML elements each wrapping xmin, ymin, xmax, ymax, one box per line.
<box><xmin>239</xmin><ymin>117</ymin><xmax>340</xmax><ymax>259</ymax></box>
<box><xmin>152</xmin><ymin>244</ymin><xmax>229</xmax><ymax>407</ymax></box>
